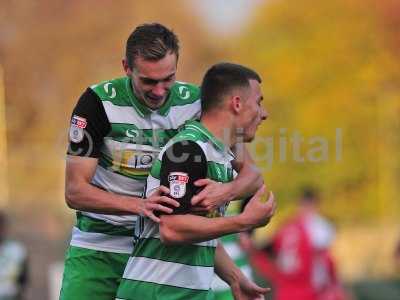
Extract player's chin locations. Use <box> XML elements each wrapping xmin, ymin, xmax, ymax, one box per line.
<box><xmin>243</xmin><ymin>130</ymin><xmax>257</xmax><ymax>143</ymax></box>
<box><xmin>243</xmin><ymin>135</ymin><xmax>255</xmax><ymax>143</ymax></box>
<box><xmin>145</xmin><ymin>97</ymin><xmax>165</xmax><ymax>109</ymax></box>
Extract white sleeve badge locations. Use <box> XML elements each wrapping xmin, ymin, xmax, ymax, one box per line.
<box><xmin>168</xmin><ymin>172</ymin><xmax>189</xmax><ymax>198</ymax></box>
<box><xmin>69</xmin><ymin>115</ymin><xmax>87</xmax><ymax>143</ymax></box>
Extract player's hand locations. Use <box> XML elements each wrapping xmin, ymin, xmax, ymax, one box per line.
<box><xmin>190</xmin><ymin>179</ymin><xmax>234</xmax><ymax>212</ymax></box>
<box><xmin>240</xmin><ymin>185</ymin><xmax>276</xmax><ymax>229</ymax></box>
<box><xmin>141</xmin><ymin>186</ymin><xmax>180</xmax><ymax>223</ymax></box>
<box><xmin>230</xmin><ymin>273</ymin><xmax>270</xmax><ymax>300</ymax></box>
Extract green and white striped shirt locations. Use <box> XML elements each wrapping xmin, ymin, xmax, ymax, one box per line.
<box><xmin>70</xmin><ymin>77</ymin><xmax>201</xmax><ymax>254</ymax></box>
<box><xmin>117</xmin><ymin>120</ymin><xmax>236</xmax><ymax>300</ymax></box>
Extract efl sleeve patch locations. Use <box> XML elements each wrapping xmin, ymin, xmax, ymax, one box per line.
<box><xmin>67</xmin><ymin>88</ymin><xmax>110</xmax><ymax>158</ymax></box>
<box><xmin>69</xmin><ymin>115</ymin><xmax>87</xmax><ymax>143</ymax></box>
<box><xmin>168</xmin><ymin>172</ymin><xmax>189</xmax><ymax>198</ymax></box>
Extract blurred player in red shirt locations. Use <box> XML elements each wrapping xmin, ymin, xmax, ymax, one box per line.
<box><xmin>242</xmin><ymin>187</ymin><xmax>347</xmax><ymax>300</ymax></box>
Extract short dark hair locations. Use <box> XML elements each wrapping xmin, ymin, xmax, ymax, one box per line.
<box><xmin>125</xmin><ymin>23</ymin><xmax>179</xmax><ymax>69</ymax></box>
<box><xmin>200</xmin><ymin>63</ymin><xmax>261</xmax><ymax>113</ymax></box>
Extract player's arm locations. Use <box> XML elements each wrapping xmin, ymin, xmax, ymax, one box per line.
<box><xmin>191</xmin><ymin>144</ymin><xmax>263</xmax><ymax>211</ymax></box>
<box><xmin>155</xmin><ymin>141</ymin><xmax>276</xmax><ymax>244</ymax></box>
<box><xmin>65</xmin><ymin>88</ymin><xmax>178</xmax><ymax>221</ymax></box>
<box><xmin>214</xmin><ymin>242</ymin><xmax>269</xmax><ymax>299</ymax></box>
<box><xmin>231</xmin><ymin>144</ymin><xmax>264</xmax><ymax>198</ymax></box>
<box><xmin>160</xmin><ymin>187</ymin><xmax>274</xmax><ymax>244</ymax></box>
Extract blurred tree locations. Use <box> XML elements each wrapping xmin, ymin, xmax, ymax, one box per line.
<box><xmin>0</xmin><ymin>0</ymin><xmax>218</xmax><ymax>217</ymax></box>
<box><xmin>223</xmin><ymin>0</ymin><xmax>400</xmax><ymax>224</ymax></box>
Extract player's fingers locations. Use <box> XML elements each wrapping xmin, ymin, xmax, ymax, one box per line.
<box><xmin>151</xmin><ymin>188</ymin><xmax>162</xmax><ymax>196</ymax></box>
<box><xmin>156</xmin><ymin>203</ymin><xmax>174</xmax><ymax>214</ymax></box>
<box><xmin>253</xmin><ymin>285</ymin><xmax>270</xmax><ymax>294</ymax></box>
<box><xmin>191</xmin><ymin>193</ymin><xmax>206</xmax><ymax>205</ymax></box>
<box><xmin>146</xmin><ymin>211</ymin><xmax>161</xmax><ymax>223</ymax></box>
<box><xmin>159</xmin><ymin>196</ymin><xmax>180</xmax><ymax>208</ymax></box>
<box><xmin>266</xmin><ymin>192</ymin><xmax>276</xmax><ymax>213</ymax></box>
<box><xmin>148</xmin><ymin>202</ymin><xmax>173</xmax><ymax>214</ymax></box>
<box><xmin>266</xmin><ymin>191</ymin><xmax>274</xmax><ymax>203</ymax></box>
<box><xmin>158</xmin><ymin>185</ymin><xmax>170</xmax><ymax>195</ymax></box>
<box><xmin>194</xmin><ymin>178</ymin><xmax>212</xmax><ymax>187</ymax></box>
<box><xmin>152</xmin><ymin>185</ymin><xmax>170</xmax><ymax>197</ymax></box>
<box><xmin>256</xmin><ymin>184</ymin><xmax>266</xmax><ymax>196</ymax></box>
<box><xmin>250</xmin><ymin>185</ymin><xmax>266</xmax><ymax>202</ymax></box>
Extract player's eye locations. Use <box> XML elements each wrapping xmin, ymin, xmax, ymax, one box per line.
<box><xmin>141</xmin><ymin>78</ymin><xmax>159</xmax><ymax>85</ymax></box>
<box><xmin>163</xmin><ymin>75</ymin><xmax>175</xmax><ymax>83</ymax></box>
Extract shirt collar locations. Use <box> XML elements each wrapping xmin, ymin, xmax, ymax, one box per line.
<box><xmin>184</xmin><ymin>120</ymin><xmax>234</xmax><ymax>157</ymax></box>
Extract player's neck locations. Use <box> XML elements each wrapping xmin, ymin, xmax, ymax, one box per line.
<box><xmin>201</xmin><ymin>113</ymin><xmax>236</xmax><ymax>148</ymax></box>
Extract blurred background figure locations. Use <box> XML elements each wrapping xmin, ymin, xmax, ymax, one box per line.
<box><xmin>0</xmin><ymin>211</ymin><xmax>28</xmax><ymax>300</ymax></box>
<box><xmin>395</xmin><ymin>238</ymin><xmax>400</xmax><ymax>272</ymax></box>
<box><xmin>244</xmin><ymin>187</ymin><xmax>348</xmax><ymax>300</ymax></box>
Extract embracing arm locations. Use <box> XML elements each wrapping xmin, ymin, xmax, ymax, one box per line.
<box><xmin>160</xmin><ymin>213</ymin><xmax>249</xmax><ymax>245</ymax></box>
<box><xmin>65</xmin><ymin>155</ymin><xmax>141</xmax><ymax>214</ymax></box>
<box><xmin>159</xmin><ymin>185</ymin><xmax>275</xmax><ymax>244</ymax></box>
<box><xmin>65</xmin><ymin>88</ymin><xmax>178</xmax><ymax>221</ymax></box>
<box><xmin>156</xmin><ymin>140</ymin><xmax>276</xmax><ymax>244</ymax></box>
<box><xmin>65</xmin><ymin>156</ymin><xmax>178</xmax><ymax>221</ymax></box>
<box><xmin>192</xmin><ymin>145</ymin><xmax>263</xmax><ymax>210</ymax></box>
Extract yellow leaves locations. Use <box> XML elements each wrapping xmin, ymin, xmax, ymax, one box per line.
<box><xmin>229</xmin><ymin>0</ymin><xmax>400</xmax><ymax>224</ymax></box>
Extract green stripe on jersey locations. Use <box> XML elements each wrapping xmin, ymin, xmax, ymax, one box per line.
<box><xmin>76</xmin><ymin>213</ymin><xmax>132</xmax><ymax>236</ymax></box>
<box><xmin>207</xmin><ymin>162</ymin><xmax>234</xmax><ymax>183</ymax></box>
<box><xmin>117</xmin><ymin>279</ymin><xmax>213</xmax><ymax>300</ymax></box>
<box><xmin>91</xmin><ymin>77</ymin><xmax>132</xmax><ymax>106</ymax></box>
<box><xmin>134</xmin><ymin>237</ymin><xmax>215</xmax><ymax>267</ymax></box>
<box><xmin>150</xmin><ymin>159</ymin><xmax>161</xmax><ymax>179</ymax></box>
<box><xmin>92</xmin><ymin>77</ymin><xmax>200</xmax><ymax>110</ymax></box>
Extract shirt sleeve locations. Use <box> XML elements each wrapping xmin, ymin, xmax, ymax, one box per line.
<box><xmin>67</xmin><ymin>88</ymin><xmax>111</xmax><ymax>158</ymax></box>
<box><xmin>159</xmin><ymin>140</ymin><xmax>207</xmax><ymax>214</ymax></box>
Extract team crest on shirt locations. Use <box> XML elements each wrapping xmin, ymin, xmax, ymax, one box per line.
<box><xmin>69</xmin><ymin>115</ymin><xmax>87</xmax><ymax>143</ymax></box>
<box><xmin>168</xmin><ymin>172</ymin><xmax>189</xmax><ymax>198</ymax></box>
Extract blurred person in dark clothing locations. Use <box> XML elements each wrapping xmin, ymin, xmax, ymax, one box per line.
<box><xmin>0</xmin><ymin>211</ymin><xmax>28</xmax><ymax>300</ymax></box>
<box><xmin>242</xmin><ymin>187</ymin><xmax>348</xmax><ymax>300</ymax></box>
<box><xmin>395</xmin><ymin>238</ymin><xmax>400</xmax><ymax>271</ymax></box>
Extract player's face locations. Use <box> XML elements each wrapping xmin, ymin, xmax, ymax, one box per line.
<box><xmin>126</xmin><ymin>52</ymin><xmax>177</xmax><ymax>110</ymax></box>
<box><xmin>240</xmin><ymin>79</ymin><xmax>268</xmax><ymax>142</ymax></box>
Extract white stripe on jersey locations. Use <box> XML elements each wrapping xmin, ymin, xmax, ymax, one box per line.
<box><xmin>122</xmin><ymin>256</ymin><xmax>214</xmax><ymax>290</ymax></box>
<box><xmin>102</xmin><ymin>100</ymin><xmax>201</xmax><ymax>129</ymax></box>
<box><xmin>70</xmin><ymin>227</ymin><xmax>134</xmax><ymax>254</ymax></box>
<box><xmin>91</xmin><ymin>165</ymin><xmax>145</xmax><ymax>197</ymax></box>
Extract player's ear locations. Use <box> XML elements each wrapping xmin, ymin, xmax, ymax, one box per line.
<box><xmin>122</xmin><ymin>58</ymin><xmax>133</xmax><ymax>76</ymax></box>
<box><xmin>230</xmin><ymin>95</ymin><xmax>242</xmax><ymax>114</ymax></box>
